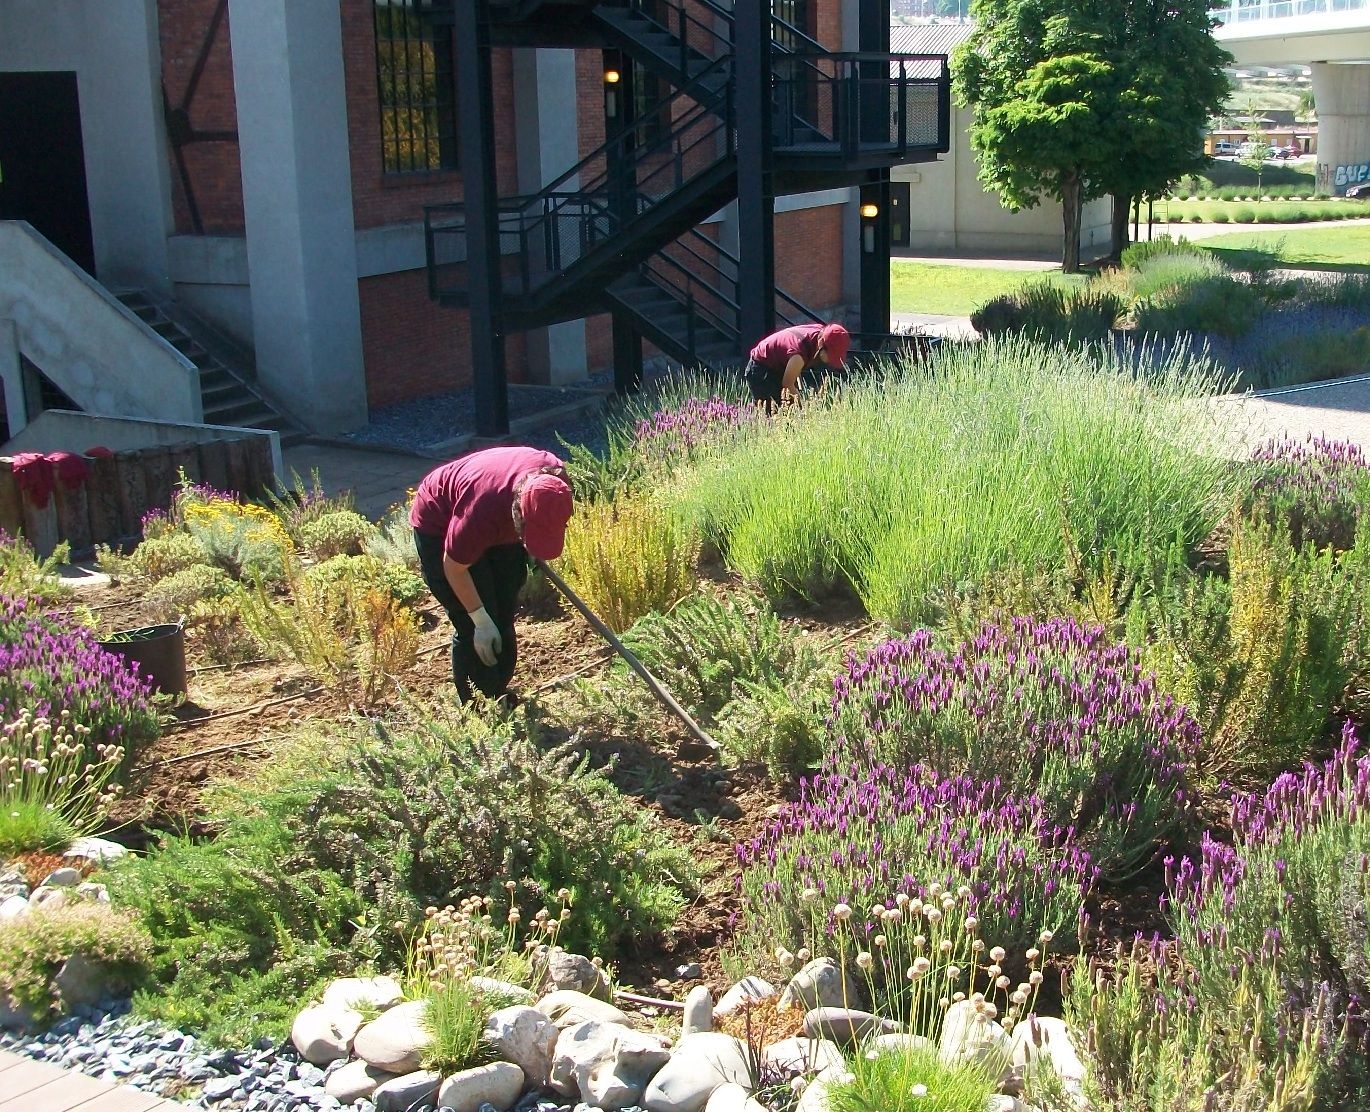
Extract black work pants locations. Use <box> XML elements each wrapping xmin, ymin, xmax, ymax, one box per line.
<box><xmin>414</xmin><ymin>529</ymin><xmax>528</xmax><ymax>703</ymax></box>
<box><xmin>744</xmin><ymin>359</ymin><xmax>784</xmax><ymax>407</ymax></box>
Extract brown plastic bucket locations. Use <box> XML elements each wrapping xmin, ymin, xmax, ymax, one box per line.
<box><xmin>98</xmin><ymin>622</ymin><xmax>187</xmax><ymax>698</ymax></box>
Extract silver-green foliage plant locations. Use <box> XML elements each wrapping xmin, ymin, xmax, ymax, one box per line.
<box><xmin>671</xmin><ymin>337</ymin><xmax>1236</xmax><ymax>627</ymax></box>
<box><xmin>363</xmin><ymin>503</ymin><xmax>421</xmax><ymax>571</ymax></box>
<box><xmin>144</xmin><ymin>564</ymin><xmax>237</xmax><ymax>621</ymax></box>
<box><xmin>297</xmin><ymin>511</ymin><xmax>375</xmax><ymax>560</ymax></box>
<box><xmin>304</xmin><ymin>553</ymin><xmax>426</xmax><ymax>608</ymax></box>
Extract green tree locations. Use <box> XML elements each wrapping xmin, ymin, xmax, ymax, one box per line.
<box><xmin>1100</xmin><ymin>0</ymin><xmax>1231</xmax><ymax>254</ymax></box>
<box><xmin>1239</xmin><ymin>132</ymin><xmax>1273</xmax><ymax>196</ymax></box>
<box><xmin>954</xmin><ymin>6</ymin><xmax>1118</xmax><ymax>272</ymax></box>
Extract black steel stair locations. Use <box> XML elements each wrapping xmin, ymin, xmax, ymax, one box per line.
<box><xmin>113</xmin><ymin>291</ymin><xmax>300</xmax><ymax>440</ymax></box>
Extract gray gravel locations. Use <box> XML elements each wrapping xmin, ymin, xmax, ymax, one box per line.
<box><xmin>0</xmin><ymin>996</ymin><xmax>620</xmax><ymax>1112</ymax></box>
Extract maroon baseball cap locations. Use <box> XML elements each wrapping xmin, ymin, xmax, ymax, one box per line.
<box><xmin>820</xmin><ymin>323</ymin><xmax>850</xmax><ymax>366</ymax></box>
<box><xmin>519</xmin><ymin>473</ymin><xmax>574</xmax><ymax>560</ymax></box>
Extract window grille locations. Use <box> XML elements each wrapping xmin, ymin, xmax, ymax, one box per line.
<box><xmin>374</xmin><ymin>0</ymin><xmax>457</xmax><ymax>173</ymax></box>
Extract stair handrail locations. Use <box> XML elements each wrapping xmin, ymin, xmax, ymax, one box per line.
<box><xmin>639</xmin><ymin>242</ymin><xmax>741</xmax><ymax>343</ymax></box>
<box><xmin>672</xmin><ymin>227</ymin><xmax>824</xmax><ymax>327</ymax></box>
<box><xmin>620</xmin><ymin>0</ymin><xmax>732</xmax><ymax>70</ymax></box>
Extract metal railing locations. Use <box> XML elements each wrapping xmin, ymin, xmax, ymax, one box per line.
<box><xmin>772</xmin><ymin>53</ymin><xmax>950</xmax><ymax>156</ymax></box>
<box><xmin>426</xmin><ymin>58</ymin><xmax>734</xmax><ymax>301</ymax></box>
<box><xmin>1210</xmin><ymin>0</ymin><xmax>1368</xmax><ymax>22</ymax></box>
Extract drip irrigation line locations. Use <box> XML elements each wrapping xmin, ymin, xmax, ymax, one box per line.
<box><xmin>135</xmin><ymin>735</ymin><xmax>275</xmax><ymax>772</ymax></box>
<box><xmin>527</xmin><ymin>648</ymin><xmax>616</xmax><ymax>696</ymax></box>
<box><xmin>167</xmin><ymin>685</ymin><xmax>324</xmax><ymax>729</ymax></box>
<box><xmin>188</xmin><ymin>657</ymin><xmax>274</xmax><ymax>675</ymax></box>
<box><xmin>613</xmin><ymin>989</ymin><xmax>685</xmax><ymax>1012</ymax></box>
<box><xmin>536</xmin><ymin>560</ymin><xmax>719</xmax><ymax>755</ymax></box>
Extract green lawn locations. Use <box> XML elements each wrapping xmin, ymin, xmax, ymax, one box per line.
<box><xmin>1198</xmin><ymin>224</ymin><xmax>1370</xmax><ymax>273</ymax></box>
<box><xmin>890</xmin><ymin>262</ymin><xmax>1087</xmax><ymax>316</ymax></box>
<box><xmin>1160</xmin><ymin>199</ymin><xmax>1370</xmax><ymax>224</ymax></box>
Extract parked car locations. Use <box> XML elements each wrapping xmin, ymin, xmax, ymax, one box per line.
<box><xmin>1273</xmin><ymin>145</ymin><xmax>1298</xmax><ymax>160</ymax></box>
<box><xmin>1347</xmin><ymin>182</ymin><xmax>1369</xmax><ymax>200</ymax></box>
<box><xmin>1214</xmin><ymin>140</ymin><xmax>1237</xmax><ymax>155</ymax></box>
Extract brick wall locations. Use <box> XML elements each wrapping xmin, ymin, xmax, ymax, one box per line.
<box><xmin>776</xmin><ymin>204</ymin><xmax>845</xmax><ymax>309</ymax></box>
<box><xmin>359</xmin><ymin>270</ymin><xmax>528</xmax><ymax>411</ymax></box>
<box><xmin>157</xmin><ymin>0</ymin><xmax>244</xmax><ymax>235</ymax></box>
<box><xmin>341</xmin><ymin>0</ymin><xmax>520</xmax><ymax>230</ymax></box>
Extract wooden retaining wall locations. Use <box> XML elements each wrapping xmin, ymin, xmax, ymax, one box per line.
<box><xmin>0</xmin><ymin>436</ymin><xmax>276</xmax><ymax>559</ymax></box>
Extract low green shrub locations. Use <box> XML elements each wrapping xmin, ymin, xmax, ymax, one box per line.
<box><xmin>1132</xmin><ymin>273</ymin><xmax>1266</xmax><ymax>339</ymax></box>
<box><xmin>0</xmin><ymin>904</ymin><xmax>152</xmax><ymax>1024</ymax></box>
<box><xmin>129</xmin><ymin>531</ymin><xmax>211</xmax><ymax>581</ymax></box>
<box><xmin>1233</xmin><ymin>206</ymin><xmax>1257</xmax><ymax>223</ymax></box>
<box><xmin>263</xmin><ymin>470</ymin><xmax>359</xmax><ymax>546</ymax></box>
<box><xmin>621</xmin><ymin>592</ymin><xmax>832</xmax><ymax>776</ymax></box>
<box><xmin>185</xmin><ymin>595</ymin><xmax>261</xmax><ymax>666</ymax></box>
<box><xmin>0</xmin><ymin>530</ymin><xmax>71</xmax><ymax>607</ymax></box>
<box><xmin>144</xmin><ymin>564</ymin><xmax>236</xmax><ymax>620</ymax></box>
<box><xmin>970</xmin><ymin>283</ymin><xmax>1122</xmax><ymax>344</ymax></box>
<box><xmin>183</xmin><ymin>499</ymin><xmax>292</xmax><ymax>585</ymax></box>
<box><xmin>106</xmin><ymin>703</ymin><xmax>695</xmax><ymax>1041</ymax></box>
<box><xmin>304</xmin><ymin>553</ymin><xmax>427</xmax><ymax>608</ymax></box>
<box><xmin>1133</xmin><ymin>514</ymin><xmax>1367</xmax><ymax>783</ymax></box>
<box><xmin>1121</xmin><ymin>241</ymin><xmax>1206</xmax><ymax>270</ymax></box>
<box><xmin>297</xmin><ymin>510</ymin><xmax>375</xmax><ymax>560</ymax></box>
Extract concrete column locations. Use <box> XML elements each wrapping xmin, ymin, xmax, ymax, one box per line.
<box><xmin>79</xmin><ymin>0</ymin><xmax>176</xmax><ymax>294</ymax></box>
<box><xmin>512</xmin><ymin>48</ymin><xmax>588</xmax><ymax>385</ymax></box>
<box><xmin>0</xmin><ymin>321</ymin><xmax>26</xmax><ymax>440</ymax></box>
<box><xmin>1311</xmin><ymin>62</ymin><xmax>1370</xmax><ymax>196</ymax></box>
<box><xmin>227</xmin><ymin>0</ymin><xmax>367</xmax><ymax>434</ymax></box>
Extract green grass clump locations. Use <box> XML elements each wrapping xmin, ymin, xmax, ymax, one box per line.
<box><xmin>827</xmin><ymin>1044</ymin><xmax>999</xmax><ymax>1112</ymax></box>
<box><xmin>672</xmin><ymin>337</ymin><xmax>1236</xmax><ymax>627</ymax></box>
<box><xmin>0</xmin><ymin>532</ymin><xmax>71</xmax><ymax>607</ymax></box>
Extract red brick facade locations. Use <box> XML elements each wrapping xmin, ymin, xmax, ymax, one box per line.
<box><xmin>154</xmin><ymin>1</ymin><xmax>853</xmax><ymax>410</ymax></box>
<box><xmin>157</xmin><ymin>0</ymin><xmax>244</xmax><ymax>235</ymax></box>
<box><xmin>776</xmin><ymin>204</ymin><xmax>846</xmax><ymax>311</ymax></box>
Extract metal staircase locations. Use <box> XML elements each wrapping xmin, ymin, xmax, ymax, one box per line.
<box><xmin>434</xmin><ymin>0</ymin><xmax>950</xmax><ymax>379</ymax></box>
<box><xmin>113</xmin><ymin>291</ymin><xmax>298</xmax><ymax>438</ymax></box>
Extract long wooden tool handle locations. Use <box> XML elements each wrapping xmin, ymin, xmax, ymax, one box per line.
<box><xmin>536</xmin><ymin>559</ymin><xmax>719</xmax><ymax>756</ymax></box>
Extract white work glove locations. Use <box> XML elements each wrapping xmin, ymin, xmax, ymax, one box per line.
<box><xmin>468</xmin><ymin>606</ymin><xmax>502</xmax><ymax>667</ymax></box>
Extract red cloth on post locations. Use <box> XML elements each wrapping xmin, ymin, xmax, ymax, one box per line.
<box><xmin>11</xmin><ymin>453</ymin><xmax>55</xmax><ymax>509</ymax></box>
<box><xmin>49</xmin><ymin>451</ymin><xmax>90</xmax><ymax>490</ymax></box>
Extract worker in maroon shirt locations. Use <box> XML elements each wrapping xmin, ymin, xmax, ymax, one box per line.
<box><xmin>744</xmin><ymin>322</ymin><xmax>851</xmax><ymax>408</ymax></box>
<box><xmin>410</xmin><ymin>446</ymin><xmax>574</xmax><ymax>703</ymax></box>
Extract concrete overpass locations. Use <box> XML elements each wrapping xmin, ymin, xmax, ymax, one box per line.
<box><xmin>1211</xmin><ymin>0</ymin><xmax>1370</xmax><ymax>193</ymax></box>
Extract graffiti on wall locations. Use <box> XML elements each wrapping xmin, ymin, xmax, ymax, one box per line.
<box><xmin>1326</xmin><ymin>159</ymin><xmax>1370</xmax><ymax>194</ymax></box>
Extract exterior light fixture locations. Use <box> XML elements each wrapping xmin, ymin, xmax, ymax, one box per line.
<box><xmin>860</xmin><ymin>202</ymin><xmax>880</xmax><ymax>219</ymax></box>
<box><xmin>604</xmin><ymin>69</ymin><xmax>621</xmax><ymax>84</ymax></box>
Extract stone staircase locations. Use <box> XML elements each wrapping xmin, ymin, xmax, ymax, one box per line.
<box><xmin>112</xmin><ymin>291</ymin><xmax>300</xmax><ymax>440</ymax></box>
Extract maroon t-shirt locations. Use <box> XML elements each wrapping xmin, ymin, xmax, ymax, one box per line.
<box><xmin>749</xmin><ymin>324</ymin><xmax>824</xmax><ymax>374</ymax></box>
<box><xmin>409</xmin><ymin>446</ymin><xmax>561</xmax><ymax>565</ymax></box>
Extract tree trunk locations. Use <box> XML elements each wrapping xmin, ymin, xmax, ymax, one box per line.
<box><xmin>1061</xmin><ymin>171</ymin><xmax>1082</xmax><ymax>273</ymax></box>
<box><xmin>1111</xmin><ymin>192</ymin><xmax>1132</xmax><ymax>259</ymax></box>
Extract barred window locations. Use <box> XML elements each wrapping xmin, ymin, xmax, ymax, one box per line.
<box><xmin>374</xmin><ymin>0</ymin><xmax>457</xmax><ymax>173</ymax></box>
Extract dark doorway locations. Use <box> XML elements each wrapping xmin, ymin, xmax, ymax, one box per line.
<box><xmin>889</xmin><ymin>181</ymin><xmax>910</xmax><ymax>248</ymax></box>
<box><xmin>0</xmin><ymin>72</ymin><xmax>95</xmax><ymax>274</ymax></box>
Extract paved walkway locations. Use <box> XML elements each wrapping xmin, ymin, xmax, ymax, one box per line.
<box><xmin>1214</xmin><ymin>374</ymin><xmax>1370</xmax><ymax>453</ymax></box>
<box><xmin>281</xmin><ymin>441</ymin><xmax>431</xmax><ymax>522</ymax></box>
<box><xmin>0</xmin><ymin>1049</ymin><xmax>191</xmax><ymax>1111</ymax></box>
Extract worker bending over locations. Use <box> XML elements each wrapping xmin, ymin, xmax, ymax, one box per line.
<box><xmin>410</xmin><ymin>446</ymin><xmax>573</xmax><ymax>703</ymax></box>
<box><xmin>744</xmin><ymin>322</ymin><xmax>851</xmax><ymax>407</ymax></box>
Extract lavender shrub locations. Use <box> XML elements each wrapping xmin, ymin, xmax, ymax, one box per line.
<box><xmin>734</xmin><ymin>757</ymin><xmax>1096</xmax><ymax>994</ymax></box>
<box><xmin>0</xmin><ymin>594</ymin><xmax>159</xmax><ymax>779</ymax></box>
<box><xmin>1250</xmin><ymin>433</ymin><xmax>1370</xmax><ymax>552</ymax></box>
<box><xmin>829</xmin><ymin>618</ymin><xmax>1199</xmax><ymax>880</ymax></box>
<box><xmin>633</xmin><ymin>395</ymin><xmax>757</xmax><ymax>466</ymax></box>
<box><xmin>1162</xmin><ymin>721</ymin><xmax>1370</xmax><ymax>1104</ymax></box>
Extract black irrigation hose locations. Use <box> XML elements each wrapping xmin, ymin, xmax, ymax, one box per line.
<box><xmin>536</xmin><ymin>560</ymin><xmax>720</xmax><ymax>756</ymax></box>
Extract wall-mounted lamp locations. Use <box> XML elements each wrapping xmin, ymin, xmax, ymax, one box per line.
<box><xmin>859</xmin><ymin>202</ymin><xmax>880</xmax><ymax>219</ymax></box>
<box><xmin>604</xmin><ymin>69</ymin><xmax>622</xmax><ymax>85</ymax></box>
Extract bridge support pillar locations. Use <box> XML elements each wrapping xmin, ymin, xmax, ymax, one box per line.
<box><xmin>1311</xmin><ymin>62</ymin><xmax>1370</xmax><ymax>196</ymax></box>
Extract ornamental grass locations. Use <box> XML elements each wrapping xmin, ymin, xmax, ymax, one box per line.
<box><xmin>671</xmin><ymin>336</ymin><xmax>1235</xmax><ymax>626</ymax></box>
<box><xmin>829</xmin><ymin>619</ymin><xmax>1199</xmax><ymax>881</ymax></box>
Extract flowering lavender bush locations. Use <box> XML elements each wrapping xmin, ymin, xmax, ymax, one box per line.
<box><xmin>1250</xmin><ymin>433</ymin><xmax>1370</xmax><ymax>552</ymax></box>
<box><xmin>734</xmin><ymin>759</ymin><xmax>1096</xmax><ymax>990</ymax></box>
<box><xmin>829</xmin><ymin>619</ymin><xmax>1199</xmax><ymax>880</ymax></box>
<box><xmin>0</xmin><ymin>594</ymin><xmax>159</xmax><ymax>781</ymax></box>
<box><xmin>1160</xmin><ymin>721</ymin><xmax>1370</xmax><ymax>1104</ymax></box>
<box><xmin>633</xmin><ymin>395</ymin><xmax>757</xmax><ymax>466</ymax></box>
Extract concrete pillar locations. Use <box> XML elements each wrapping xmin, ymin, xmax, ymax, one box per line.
<box><xmin>512</xmin><ymin>48</ymin><xmax>588</xmax><ymax>385</ymax></box>
<box><xmin>80</xmin><ymin>0</ymin><xmax>176</xmax><ymax>295</ymax></box>
<box><xmin>1311</xmin><ymin>62</ymin><xmax>1370</xmax><ymax>196</ymax></box>
<box><xmin>0</xmin><ymin>321</ymin><xmax>26</xmax><ymax>441</ymax></box>
<box><xmin>227</xmin><ymin>0</ymin><xmax>367</xmax><ymax>434</ymax></box>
